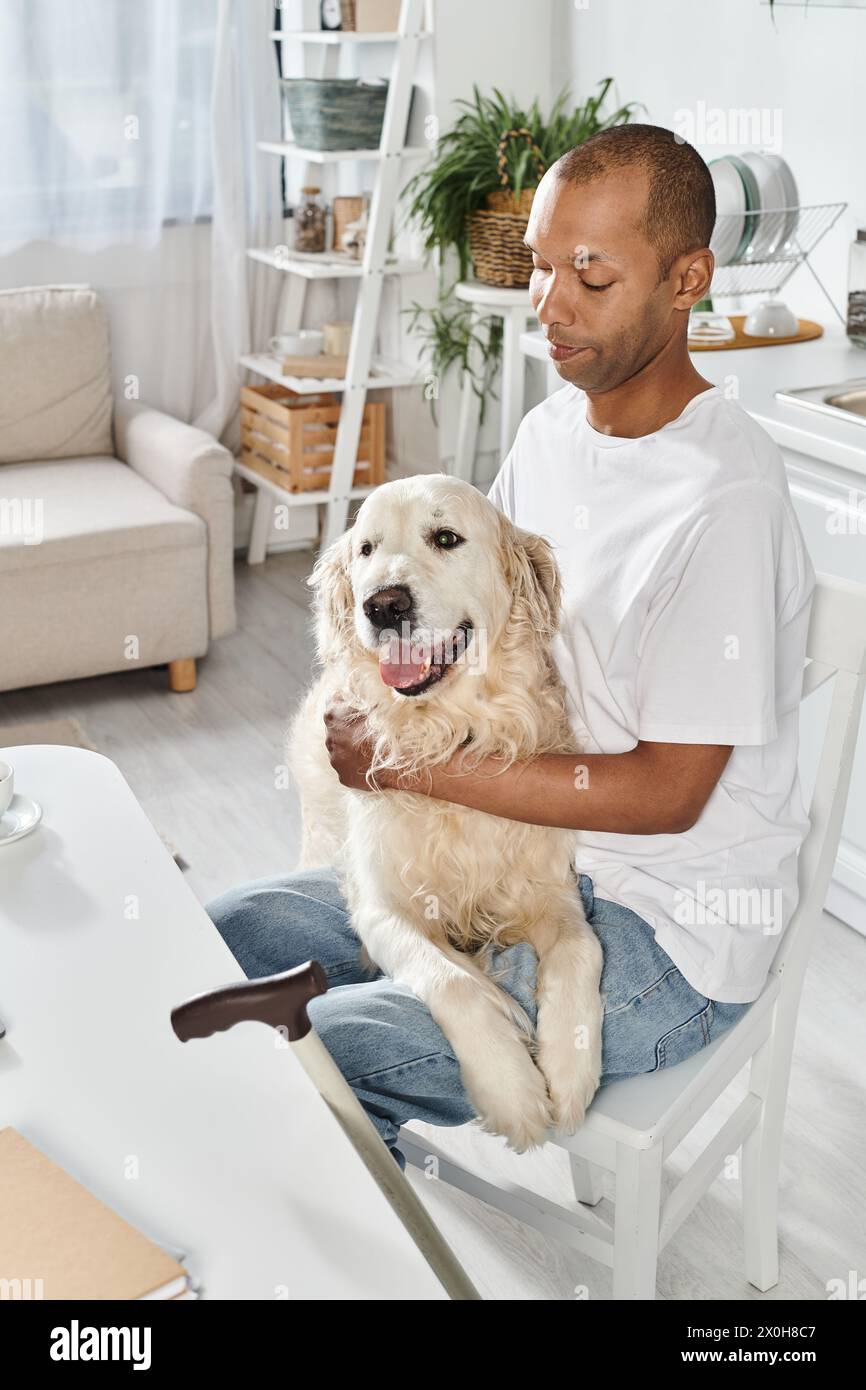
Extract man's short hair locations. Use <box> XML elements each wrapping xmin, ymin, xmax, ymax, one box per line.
<box><xmin>553</xmin><ymin>123</ymin><xmax>716</xmax><ymax>280</ymax></box>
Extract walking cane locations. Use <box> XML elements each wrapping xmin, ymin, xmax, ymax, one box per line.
<box><xmin>170</xmin><ymin>961</ymin><xmax>481</xmax><ymax>1302</ymax></box>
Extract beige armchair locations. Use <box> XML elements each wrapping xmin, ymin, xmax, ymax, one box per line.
<box><xmin>0</xmin><ymin>283</ymin><xmax>235</xmax><ymax>694</ymax></box>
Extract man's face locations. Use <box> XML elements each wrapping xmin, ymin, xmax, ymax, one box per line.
<box><xmin>526</xmin><ymin>168</ymin><xmax>680</xmax><ymax>393</ymax></box>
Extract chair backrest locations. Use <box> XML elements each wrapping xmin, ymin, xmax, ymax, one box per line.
<box><xmin>770</xmin><ymin>573</ymin><xmax>866</xmax><ymax>993</ymax></box>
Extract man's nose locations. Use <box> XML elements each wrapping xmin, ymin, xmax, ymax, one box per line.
<box><xmin>532</xmin><ymin>273</ymin><xmax>576</xmax><ymax>330</ymax></box>
<box><xmin>363</xmin><ymin>585</ymin><xmax>413</xmax><ymax>631</ymax></box>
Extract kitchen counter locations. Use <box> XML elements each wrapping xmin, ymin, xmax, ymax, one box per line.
<box><xmin>520</xmin><ymin>322</ymin><xmax>866</xmax><ymax>476</ymax></box>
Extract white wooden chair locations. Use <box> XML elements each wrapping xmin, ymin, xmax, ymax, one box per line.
<box><xmin>398</xmin><ymin>572</ymin><xmax>866</xmax><ymax>1299</ymax></box>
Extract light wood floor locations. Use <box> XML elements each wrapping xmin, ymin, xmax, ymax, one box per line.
<box><xmin>2</xmin><ymin>551</ymin><xmax>863</xmax><ymax>1302</ymax></box>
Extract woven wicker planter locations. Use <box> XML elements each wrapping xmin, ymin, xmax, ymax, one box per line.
<box><xmin>468</xmin><ymin>130</ymin><xmax>545</xmax><ymax>288</ymax></box>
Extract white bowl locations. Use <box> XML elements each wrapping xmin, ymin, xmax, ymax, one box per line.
<box><xmin>743</xmin><ymin>299</ymin><xmax>799</xmax><ymax>338</ymax></box>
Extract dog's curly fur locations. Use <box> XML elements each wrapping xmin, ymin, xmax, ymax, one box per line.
<box><xmin>286</xmin><ymin>475</ymin><xmax>604</xmax><ymax>1152</ymax></box>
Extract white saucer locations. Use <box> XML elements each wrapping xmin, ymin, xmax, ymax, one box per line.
<box><xmin>0</xmin><ymin>794</ymin><xmax>43</xmax><ymax>845</ymax></box>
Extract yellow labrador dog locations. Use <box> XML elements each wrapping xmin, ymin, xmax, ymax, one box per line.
<box><xmin>286</xmin><ymin>474</ymin><xmax>603</xmax><ymax>1152</ymax></box>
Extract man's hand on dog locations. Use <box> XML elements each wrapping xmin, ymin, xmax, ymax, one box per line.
<box><xmin>323</xmin><ymin>695</ymin><xmax>436</xmax><ymax>794</ymax></box>
<box><xmin>323</xmin><ymin>695</ymin><xmax>379</xmax><ymax>790</ymax></box>
<box><xmin>325</xmin><ymin>695</ymin><xmax>446</xmax><ymax>794</ymax></box>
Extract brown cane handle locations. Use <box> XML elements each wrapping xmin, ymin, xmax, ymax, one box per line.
<box><xmin>171</xmin><ymin>960</ymin><xmax>328</xmax><ymax>1044</ymax></box>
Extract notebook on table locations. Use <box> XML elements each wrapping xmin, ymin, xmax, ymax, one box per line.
<box><xmin>0</xmin><ymin>1127</ymin><xmax>193</xmax><ymax>1300</ymax></box>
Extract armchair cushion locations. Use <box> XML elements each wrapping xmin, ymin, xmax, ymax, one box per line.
<box><xmin>0</xmin><ymin>285</ymin><xmax>113</xmax><ymax>464</ymax></box>
<box><xmin>0</xmin><ymin>454</ymin><xmax>209</xmax><ymax>692</ymax></box>
<box><xmin>0</xmin><ymin>456</ymin><xmax>205</xmax><ymax>573</ymax></box>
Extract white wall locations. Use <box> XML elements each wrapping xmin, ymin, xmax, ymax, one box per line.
<box><xmin>553</xmin><ymin>0</ymin><xmax>866</xmax><ymax>324</ymax></box>
<box><xmin>391</xmin><ymin>0</ymin><xmax>555</xmax><ymax>486</ymax></box>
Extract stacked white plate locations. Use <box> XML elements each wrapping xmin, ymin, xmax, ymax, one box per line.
<box><xmin>708</xmin><ymin>151</ymin><xmax>799</xmax><ymax>266</ymax></box>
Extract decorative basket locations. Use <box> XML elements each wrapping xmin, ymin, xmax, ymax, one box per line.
<box><xmin>468</xmin><ymin>128</ymin><xmax>545</xmax><ymax>287</ymax></box>
<box><xmin>240</xmin><ymin>383</ymin><xmax>385</xmax><ymax>494</ymax></box>
<box><xmin>279</xmin><ymin>77</ymin><xmax>390</xmax><ymax>151</ymax></box>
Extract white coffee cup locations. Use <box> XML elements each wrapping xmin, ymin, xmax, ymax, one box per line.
<box><xmin>0</xmin><ymin>761</ymin><xmax>13</xmax><ymax>818</ymax></box>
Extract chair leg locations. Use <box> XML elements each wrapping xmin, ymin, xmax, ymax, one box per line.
<box><xmin>742</xmin><ymin>1032</ymin><xmax>784</xmax><ymax>1291</ymax></box>
<box><xmin>612</xmin><ymin>1143</ymin><xmax>663</xmax><ymax>1299</ymax></box>
<box><xmin>569</xmin><ymin>1154</ymin><xmax>606</xmax><ymax>1206</ymax></box>
<box><xmin>247</xmin><ymin>487</ymin><xmax>273</xmax><ymax>565</ymax></box>
<box><xmin>168</xmin><ymin>659</ymin><xmax>196</xmax><ymax>693</ymax></box>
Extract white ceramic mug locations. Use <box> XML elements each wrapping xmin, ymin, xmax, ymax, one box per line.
<box><xmin>0</xmin><ymin>761</ymin><xmax>13</xmax><ymax>818</ymax></box>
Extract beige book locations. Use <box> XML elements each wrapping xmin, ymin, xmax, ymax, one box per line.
<box><xmin>0</xmin><ymin>1128</ymin><xmax>188</xmax><ymax>1300</ymax></box>
<box><xmin>278</xmin><ymin>352</ymin><xmax>348</xmax><ymax>379</ymax></box>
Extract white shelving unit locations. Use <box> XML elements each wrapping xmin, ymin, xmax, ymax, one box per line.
<box><xmin>242</xmin><ymin>0</ymin><xmax>431</xmax><ymax>560</ymax></box>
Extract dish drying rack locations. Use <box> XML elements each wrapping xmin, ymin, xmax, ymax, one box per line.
<box><xmin>709</xmin><ymin>201</ymin><xmax>847</xmax><ymax>323</ymax></box>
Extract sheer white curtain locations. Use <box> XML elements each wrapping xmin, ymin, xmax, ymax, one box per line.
<box><xmin>0</xmin><ymin>0</ymin><xmax>217</xmax><ymax>252</ymax></box>
<box><xmin>0</xmin><ymin>0</ymin><xmax>283</xmax><ymax>445</ymax></box>
<box><xmin>198</xmin><ymin>0</ymin><xmax>283</xmax><ymax>446</ymax></box>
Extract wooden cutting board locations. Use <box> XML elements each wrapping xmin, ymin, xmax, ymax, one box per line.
<box><xmin>690</xmin><ymin>314</ymin><xmax>823</xmax><ymax>351</ymax></box>
<box><xmin>278</xmin><ymin>353</ymin><xmax>348</xmax><ymax>378</ymax></box>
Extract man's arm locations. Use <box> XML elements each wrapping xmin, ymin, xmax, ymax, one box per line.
<box><xmin>394</xmin><ymin>741</ymin><xmax>733</xmax><ymax>834</ymax></box>
<box><xmin>322</xmin><ymin>700</ymin><xmax>732</xmax><ymax>834</ymax></box>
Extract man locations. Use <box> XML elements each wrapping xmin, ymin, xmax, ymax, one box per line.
<box><xmin>208</xmin><ymin>125</ymin><xmax>815</xmax><ymax>1170</ymax></box>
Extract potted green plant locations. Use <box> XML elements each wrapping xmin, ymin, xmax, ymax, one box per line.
<box><xmin>402</xmin><ymin>298</ymin><xmax>503</xmax><ymax>428</ymax></box>
<box><xmin>398</xmin><ymin>79</ymin><xmax>641</xmax><ymax>418</ymax></box>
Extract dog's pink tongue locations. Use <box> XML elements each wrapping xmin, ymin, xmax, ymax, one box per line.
<box><xmin>379</xmin><ymin>644</ymin><xmax>429</xmax><ymax>689</ymax></box>
<box><xmin>379</xmin><ymin>657</ymin><xmax>429</xmax><ymax>689</ymax></box>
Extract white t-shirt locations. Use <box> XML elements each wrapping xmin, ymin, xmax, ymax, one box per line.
<box><xmin>487</xmin><ymin>382</ymin><xmax>815</xmax><ymax>1004</ymax></box>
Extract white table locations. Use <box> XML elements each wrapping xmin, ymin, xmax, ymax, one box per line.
<box><xmin>0</xmin><ymin>744</ymin><xmax>447</xmax><ymax>1300</ymax></box>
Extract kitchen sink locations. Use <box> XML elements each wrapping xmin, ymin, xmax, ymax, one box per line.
<box><xmin>776</xmin><ymin>378</ymin><xmax>866</xmax><ymax>426</ymax></box>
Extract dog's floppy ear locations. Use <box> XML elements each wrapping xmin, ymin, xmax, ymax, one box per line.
<box><xmin>306</xmin><ymin>527</ymin><xmax>354</xmax><ymax>661</ymax></box>
<box><xmin>500</xmin><ymin>518</ymin><xmax>563</xmax><ymax>640</ymax></box>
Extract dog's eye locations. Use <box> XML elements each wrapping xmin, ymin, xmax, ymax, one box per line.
<box><xmin>359</xmin><ymin>541</ymin><xmax>373</xmax><ymax>557</ymax></box>
<box><xmin>431</xmin><ymin>529</ymin><xmax>463</xmax><ymax>550</ymax></box>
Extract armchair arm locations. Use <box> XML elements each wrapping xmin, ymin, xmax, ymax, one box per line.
<box><xmin>114</xmin><ymin>398</ymin><xmax>236</xmax><ymax>641</ymax></box>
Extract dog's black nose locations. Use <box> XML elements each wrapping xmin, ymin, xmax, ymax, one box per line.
<box><xmin>363</xmin><ymin>585</ymin><xmax>413</xmax><ymax>630</ymax></box>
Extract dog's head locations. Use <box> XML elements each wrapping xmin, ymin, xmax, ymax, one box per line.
<box><xmin>307</xmin><ymin>474</ymin><xmax>561</xmax><ymax>702</ymax></box>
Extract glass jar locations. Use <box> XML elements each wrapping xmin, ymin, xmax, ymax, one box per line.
<box><xmin>846</xmin><ymin>228</ymin><xmax>866</xmax><ymax>348</ymax></box>
<box><xmin>295</xmin><ymin>186</ymin><xmax>327</xmax><ymax>254</ymax></box>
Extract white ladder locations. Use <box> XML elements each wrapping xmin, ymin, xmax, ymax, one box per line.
<box><xmin>240</xmin><ymin>0</ymin><xmax>430</xmax><ymax>560</ymax></box>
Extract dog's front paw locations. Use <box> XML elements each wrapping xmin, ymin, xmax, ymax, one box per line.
<box><xmin>460</xmin><ymin>1046</ymin><xmax>553</xmax><ymax>1154</ymax></box>
<box><xmin>536</xmin><ymin>1033</ymin><xmax>602</xmax><ymax>1136</ymax></box>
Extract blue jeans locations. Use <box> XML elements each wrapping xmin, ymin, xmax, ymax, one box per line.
<box><xmin>205</xmin><ymin>867</ymin><xmax>751</xmax><ymax>1171</ymax></box>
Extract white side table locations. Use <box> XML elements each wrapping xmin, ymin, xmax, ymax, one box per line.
<box><xmin>452</xmin><ymin>279</ymin><xmax>537</xmax><ymax>485</ymax></box>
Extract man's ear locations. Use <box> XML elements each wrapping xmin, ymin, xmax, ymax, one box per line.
<box><xmin>306</xmin><ymin>528</ymin><xmax>355</xmax><ymax>661</ymax></box>
<box><xmin>500</xmin><ymin>517</ymin><xmax>562</xmax><ymax>640</ymax></box>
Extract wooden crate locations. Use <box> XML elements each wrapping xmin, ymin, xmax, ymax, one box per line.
<box><xmin>239</xmin><ymin>382</ymin><xmax>385</xmax><ymax>494</ymax></box>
